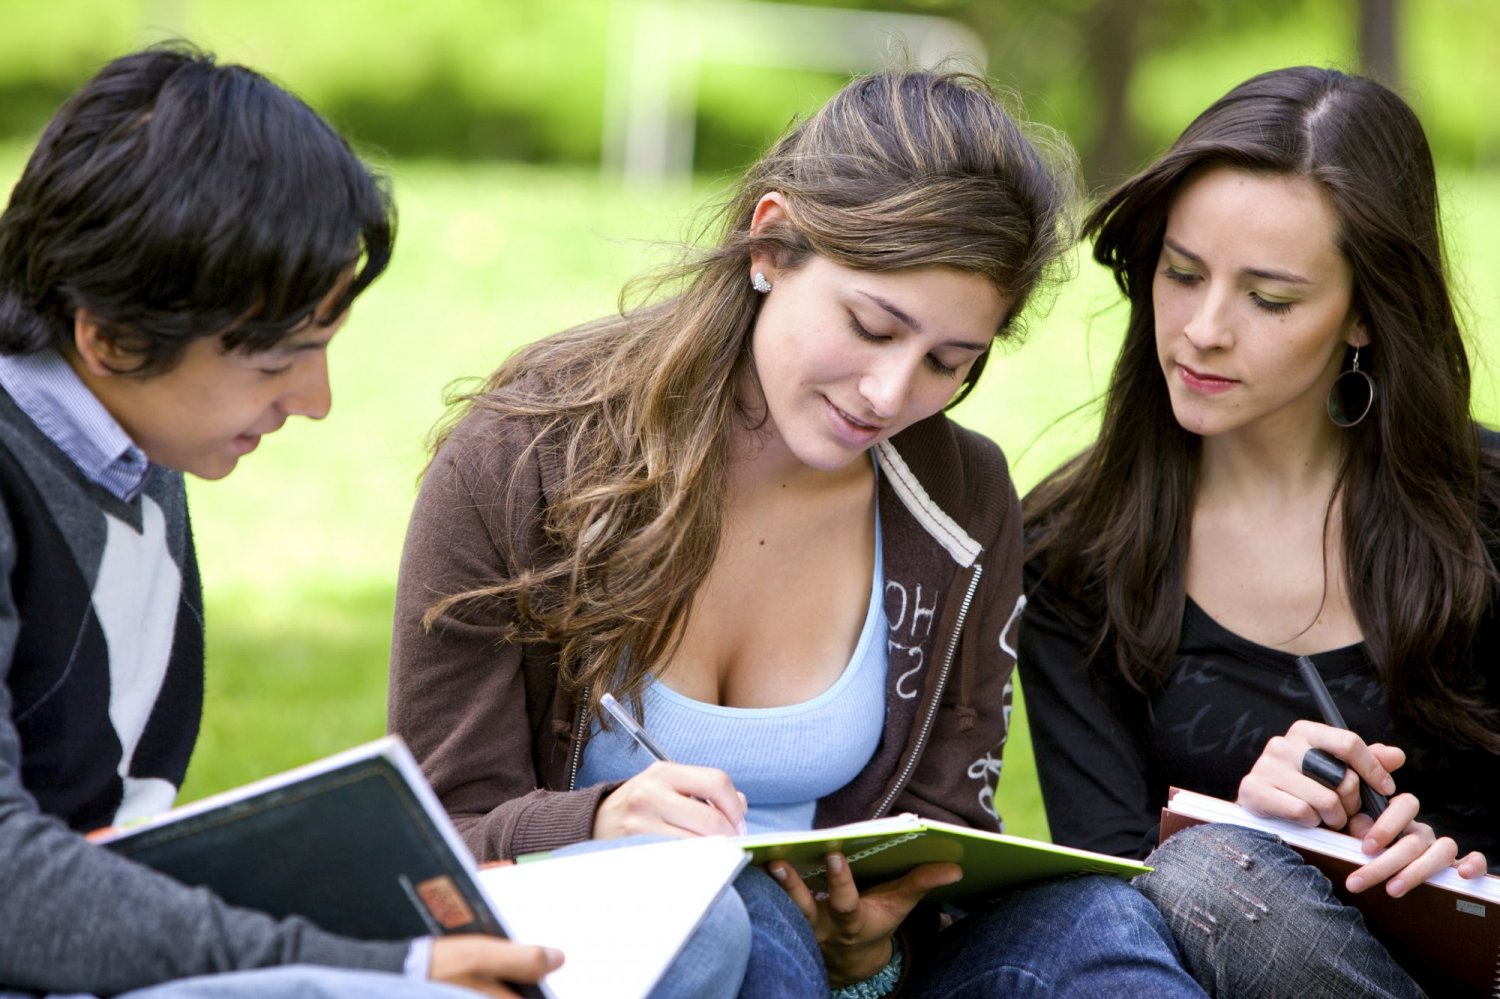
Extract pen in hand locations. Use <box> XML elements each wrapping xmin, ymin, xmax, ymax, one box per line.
<box><xmin>598</xmin><ymin>692</ymin><xmax>748</xmax><ymax>835</ymax></box>
<box><xmin>599</xmin><ymin>692</ymin><xmax>673</xmax><ymax>762</ymax></box>
<box><xmin>1294</xmin><ymin>655</ymin><xmax>1389</xmax><ymax>819</ymax></box>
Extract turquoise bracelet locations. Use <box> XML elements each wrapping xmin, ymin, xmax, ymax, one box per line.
<box><xmin>830</xmin><ymin>937</ymin><xmax>903</xmax><ymax>999</ymax></box>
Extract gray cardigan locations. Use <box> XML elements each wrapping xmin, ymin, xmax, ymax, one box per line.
<box><xmin>0</xmin><ymin>386</ymin><xmax>408</xmax><ymax>995</ymax></box>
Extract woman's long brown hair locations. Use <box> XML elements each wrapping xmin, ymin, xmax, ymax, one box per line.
<box><xmin>424</xmin><ymin>69</ymin><xmax>1078</xmax><ymax>712</ymax></box>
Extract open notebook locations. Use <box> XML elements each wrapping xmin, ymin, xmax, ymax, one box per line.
<box><xmin>95</xmin><ymin>736</ymin><xmax>747</xmax><ymax>999</ymax></box>
<box><xmin>484</xmin><ymin>838</ymin><xmax>747</xmax><ymax>998</ymax></box>
<box><xmin>1163</xmin><ymin>787</ymin><xmax>1500</xmax><ymax>998</ymax></box>
<box><xmin>734</xmin><ymin>813</ymin><xmax>1147</xmax><ymax>906</ymax></box>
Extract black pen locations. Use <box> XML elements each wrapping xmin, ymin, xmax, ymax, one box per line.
<box><xmin>1294</xmin><ymin>655</ymin><xmax>1389</xmax><ymax>818</ymax></box>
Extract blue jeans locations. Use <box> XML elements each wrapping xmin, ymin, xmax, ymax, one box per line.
<box><xmin>733</xmin><ymin>865</ymin><xmax>827</xmax><ymax>999</ymax></box>
<box><xmin>1136</xmin><ymin>823</ymin><xmax>1424</xmax><ymax>999</ymax></box>
<box><xmin>728</xmin><ymin>867</ymin><xmax>1202</xmax><ymax>997</ymax></box>
<box><xmin>903</xmin><ymin>874</ymin><xmax>1208</xmax><ymax>997</ymax></box>
<box><xmin>34</xmin><ymin>966</ymin><xmax>478</xmax><ymax>999</ymax></box>
<box><xmin>652</xmin><ymin>863</ymin><xmax>753</xmax><ymax>999</ymax></box>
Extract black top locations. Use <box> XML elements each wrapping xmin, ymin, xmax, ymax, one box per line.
<box><xmin>1019</xmin><ymin>517</ymin><xmax>1500</xmax><ymax>871</ymax></box>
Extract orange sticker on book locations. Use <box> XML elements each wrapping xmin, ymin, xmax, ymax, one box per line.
<box><xmin>416</xmin><ymin>876</ymin><xmax>476</xmax><ymax>929</ymax></box>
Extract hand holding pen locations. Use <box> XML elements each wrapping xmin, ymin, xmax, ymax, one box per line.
<box><xmin>1237</xmin><ymin>655</ymin><xmax>1398</xmax><ymax>834</ymax></box>
<box><xmin>1294</xmin><ymin>655</ymin><xmax>1389</xmax><ymax>819</ymax></box>
<box><xmin>591</xmin><ymin>693</ymin><xmax>748</xmax><ymax>839</ymax></box>
<box><xmin>1292</xmin><ymin>656</ymin><xmax>1486</xmax><ymax>887</ymax></box>
<box><xmin>1238</xmin><ymin>656</ymin><xmax>1484</xmax><ymax>896</ymax></box>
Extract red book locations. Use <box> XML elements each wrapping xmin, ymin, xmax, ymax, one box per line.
<box><xmin>1160</xmin><ymin>788</ymin><xmax>1500</xmax><ymax>998</ymax></box>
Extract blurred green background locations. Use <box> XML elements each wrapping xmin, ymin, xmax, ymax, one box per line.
<box><xmin>6</xmin><ymin>0</ymin><xmax>1497</xmax><ymax>842</ymax></box>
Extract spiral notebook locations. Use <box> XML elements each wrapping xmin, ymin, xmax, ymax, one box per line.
<box><xmin>735</xmin><ymin>814</ymin><xmax>1147</xmax><ymax>906</ymax></box>
<box><xmin>1162</xmin><ymin>788</ymin><xmax>1500</xmax><ymax>998</ymax></box>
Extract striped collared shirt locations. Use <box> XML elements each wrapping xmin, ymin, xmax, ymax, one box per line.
<box><xmin>0</xmin><ymin>349</ymin><xmax>151</xmax><ymax>502</ymax></box>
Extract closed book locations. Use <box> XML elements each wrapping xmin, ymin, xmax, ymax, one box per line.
<box><xmin>1161</xmin><ymin>787</ymin><xmax>1500</xmax><ymax>999</ymax></box>
<box><xmin>95</xmin><ymin>735</ymin><xmax>500</xmax><ymax>940</ymax></box>
<box><xmin>735</xmin><ymin>814</ymin><xmax>1148</xmax><ymax>906</ymax></box>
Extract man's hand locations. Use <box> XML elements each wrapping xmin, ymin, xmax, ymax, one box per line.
<box><xmin>429</xmin><ymin>935</ymin><xmax>562</xmax><ymax>998</ymax></box>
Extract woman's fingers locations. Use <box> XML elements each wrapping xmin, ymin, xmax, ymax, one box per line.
<box><xmin>1345</xmin><ymin>828</ymin><xmax>1429</xmax><ymax>894</ymax></box>
<box><xmin>822</xmin><ymin>853</ymin><xmax>862</xmax><ymax>919</ymax></box>
<box><xmin>592</xmin><ymin>762</ymin><xmax>744</xmax><ymax>838</ymax></box>
<box><xmin>1345</xmin><ymin>818</ymin><xmax>1458</xmax><ymax>898</ymax></box>
<box><xmin>785</xmin><ymin>856</ymin><xmax>959</xmax><ymax>987</ymax></box>
<box><xmin>1355</xmin><ymin>792</ymin><xmax>1421</xmax><ymax>853</ymax></box>
<box><xmin>862</xmin><ymin>861</ymin><xmax>964</xmax><ymax>915</ymax></box>
<box><xmin>429</xmin><ymin>935</ymin><xmax>564</xmax><ymax>998</ymax></box>
<box><xmin>767</xmin><ymin>860</ymin><xmax>820</xmax><ymax>923</ymax></box>
<box><xmin>645</xmin><ymin>762</ymin><xmax>746</xmax><ymax>832</ymax></box>
<box><xmin>1238</xmin><ymin>722</ymin><xmax>1404</xmax><ymax>830</ymax></box>
<box><xmin>1366</xmin><ymin>743</ymin><xmax>1407</xmax><ymax>776</ymax></box>
<box><xmin>1239</xmin><ymin>771</ymin><xmax>1350</xmax><ymax>829</ymax></box>
<box><xmin>1456</xmin><ymin>851</ymin><xmax>1489</xmax><ymax>878</ymax></box>
<box><xmin>768</xmin><ymin>855</ymin><xmax>960</xmax><ymax>932</ymax></box>
<box><xmin>1279</xmin><ymin>722</ymin><xmax>1397</xmax><ymax>794</ymax></box>
<box><xmin>1385</xmin><ymin>836</ymin><xmax>1459</xmax><ymax>898</ymax></box>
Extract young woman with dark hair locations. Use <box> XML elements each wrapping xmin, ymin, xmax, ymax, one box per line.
<box><xmin>1021</xmin><ymin>65</ymin><xmax>1500</xmax><ymax>998</ymax></box>
<box><xmin>390</xmin><ymin>68</ymin><xmax>1206</xmax><ymax>998</ymax></box>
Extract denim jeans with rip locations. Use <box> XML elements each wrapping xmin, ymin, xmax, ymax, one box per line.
<box><xmin>1136</xmin><ymin>823</ymin><xmax>1425</xmax><ymax>998</ymax></box>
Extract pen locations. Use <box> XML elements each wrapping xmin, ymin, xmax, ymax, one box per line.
<box><xmin>599</xmin><ymin>692</ymin><xmax>673</xmax><ymax>763</ymax></box>
<box><xmin>598</xmin><ymin>692</ymin><xmax>748</xmax><ymax>834</ymax></box>
<box><xmin>1294</xmin><ymin>655</ymin><xmax>1388</xmax><ymax>818</ymax></box>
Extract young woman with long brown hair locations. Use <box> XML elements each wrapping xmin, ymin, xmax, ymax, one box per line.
<box><xmin>390</xmin><ymin>68</ymin><xmax>1206</xmax><ymax>997</ymax></box>
<box><xmin>1021</xmin><ymin>66</ymin><xmax>1500</xmax><ymax>998</ymax></box>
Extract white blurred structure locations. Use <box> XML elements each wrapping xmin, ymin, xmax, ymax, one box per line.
<box><xmin>604</xmin><ymin>0</ymin><xmax>988</xmax><ymax>185</ymax></box>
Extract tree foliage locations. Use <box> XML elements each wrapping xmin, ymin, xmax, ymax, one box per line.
<box><xmin>0</xmin><ymin>0</ymin><xmax>1493</xmax><ymax>178</ymax></box>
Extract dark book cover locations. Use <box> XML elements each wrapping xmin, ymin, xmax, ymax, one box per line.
<box><xmin>98</xmin><ymin>737</ymin><xmax>503</xmax><ymax>941</ymax></box>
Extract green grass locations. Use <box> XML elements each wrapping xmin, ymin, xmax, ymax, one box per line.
<box><xmin>5</xmin><ymin>143</ymin><xmax>1494</xmax><ymax>842</ymax></box>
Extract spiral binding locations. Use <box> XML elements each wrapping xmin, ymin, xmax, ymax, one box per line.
<box><xmin>800</xmin><ymin>830</ymin><xmax>926</xmax><ymax>884</ymax></box>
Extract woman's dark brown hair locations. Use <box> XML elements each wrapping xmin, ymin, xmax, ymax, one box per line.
<box><xmin>1026</xmin><ymin>65</ymin><xmax>1500</xmax><ymax>751</ymax></box>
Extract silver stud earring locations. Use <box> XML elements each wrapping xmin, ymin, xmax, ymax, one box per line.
<box><xmin>751</xmin><ymin>272</ymin><xmax>772</xmax><ymax>294</ymax></box>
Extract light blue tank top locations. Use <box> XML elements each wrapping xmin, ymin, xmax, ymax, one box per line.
<box><xmin>578</xmin><ymin>477</ymin><xmax>887</xmax><ymax>834</ymax></box>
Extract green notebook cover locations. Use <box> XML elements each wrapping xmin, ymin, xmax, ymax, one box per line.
<box><xmin>736</xmin><ymin>815</ymin><xmax>1149</xmax><ymax>905</ymax></box>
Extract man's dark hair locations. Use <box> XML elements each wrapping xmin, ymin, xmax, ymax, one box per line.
<box><xmin>0</xmin><ymin>42</ymin><xmax>395</xmax><ymax>373</ymax></box>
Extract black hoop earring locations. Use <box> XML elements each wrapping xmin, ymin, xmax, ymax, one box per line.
<box><xmin>1327</xmin><ymin>346</ymin><xmax>1375</xmax><ymax>428</ymax></box>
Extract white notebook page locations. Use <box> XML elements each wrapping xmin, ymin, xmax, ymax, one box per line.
<box><xmin>478</xmin><ymin>836</ymin><xmax>749</xmax><ymax>999</ymax></box>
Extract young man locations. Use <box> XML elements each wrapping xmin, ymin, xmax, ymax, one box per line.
<box><xmin>0</xmin><ymin>45</ymin><xmax>560</xmax><ymax>998</ymax></box>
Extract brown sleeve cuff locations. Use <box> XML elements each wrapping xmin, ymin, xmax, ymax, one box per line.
<box><xmin>462</xmin><ymin>781</ymin><xmax>625</xmax><ymax>860</ymax></box>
